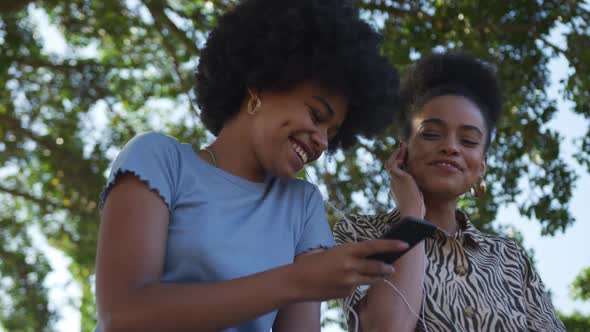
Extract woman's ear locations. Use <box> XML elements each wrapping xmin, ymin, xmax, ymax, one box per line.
<box><xmin>479</xmin><ymin>153</ymin><xmax>488</xmax><ymax>178</ymax></box>
<box><xmin>399</xmin><ymin>140</ymin><xmax>409</xmax><ymax>168</ymax></box>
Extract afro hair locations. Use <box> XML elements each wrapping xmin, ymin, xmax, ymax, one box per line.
<box><xmin>397</xmin><ymin>52</ymin><xmax>502</xmax><ymax>150</ymax></box>
<box><xmin>195</xmin><ymin>0</ymin><xmax>400</xmax><ymax>152</ymax></box>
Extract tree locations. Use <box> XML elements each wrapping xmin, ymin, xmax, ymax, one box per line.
<box><xmin>558</xmin><ymin>267</ymin><xmax>590</xmax><ymax>331</ymax></box>
<box><xmin>559</xmin><ymin>311</ymin><xmax>590</xmax><ymax>331</ymax></box>
<box><xmin>1</xmin><ymin>0</ymin><xmax>589</xmax><ymax>330</ymax></box>
<box><xmin>572</xmin><ymin>266</ymin><xmax>590</xmax><ymax>301</ymax></box>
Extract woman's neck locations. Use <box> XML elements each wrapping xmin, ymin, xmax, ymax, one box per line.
<box><xmin>203</xmin><ymin>125</ymin><xmax>267</xmax><ymax>183</ymax></box>
<box><xmin>423</xmin><ymin>198</ymin><xmax>459</xmax><ymax>235</ymax></box>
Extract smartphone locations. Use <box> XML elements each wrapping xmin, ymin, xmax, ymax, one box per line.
<box><xmin>368</xmin><ymin>216</ymin><xmax>437</xmax><ymax>264</ymax></box>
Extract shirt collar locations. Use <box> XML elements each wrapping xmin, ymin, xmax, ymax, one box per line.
<box><xmin>453</xmin><ymin>210</ymin><xmax>486</xmax><ymax>247</ymax></box>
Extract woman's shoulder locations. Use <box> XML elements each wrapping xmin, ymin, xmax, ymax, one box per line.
<box><xmin>99</xmin><ymin>132</ymin><xmax>188</xmax><ymax>210</ymax></box>
<box><xmin>333</xmin><ymin>209</ymin><xmax>400</xmax><ymax>244</ymax></box>
<box><xmin>124</xmin><ymin>131</ymin><xmax>183</xmax><ymax>152</ymax></box>
<box><xmin>465</xmin><ymin>223</ymin><xmax>530</xmax><ymax>261</ymax></box>
<box><xmin>277</xmin><ymin>177</ymin><xmax>324</xmax><ymax>200</ymax></box>
<box><xmin>116</xmin><ymin>131</ymin><xmax>190</xmax><ymax>170</ymax></box>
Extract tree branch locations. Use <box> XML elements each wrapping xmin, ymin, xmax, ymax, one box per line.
<box><xmin>0</xmin><ymin>112</ymin><xmax>65</xmax><ymax>154</ymax></box>
<box><xmin>165</xmin><ymin>5</ymin><xmax>212</xmax><ymax>31</ymax></box>
<box><xmin>105</xmin><ymin>99</ymin><xmax>137</xmax><ymax>138</ymax></box>
<box><xmin>538</xmin><ymin>35</ymin><xmax>568</xmax><ymax>56</ymax></box>
<box><xmin>475</xmin><ymin>21</ymin><xmax>567</xmax><ymax>57</ymax></box>
<box><xmin>0</xmin><ymin>111</ymin><xmax>100</xmax><ymax>212</ymax></box>
<box><xmin>508</xmin><ymin>24</ymin><xmax>569</xmax><ymax>57</ymax></box>
<box><xmin>17</xmin><ymin>58</ymin><xmax>91</xmax><ymax>71</ymax></box>
<box><xmin>360</xmin><ymin>2</ymin><xmax>431</xmax><ymax>20</ymax></box>
<box><xmin>496</xmin><ymin>23</ymin><xmax>533</xmax><ymax>34</ymax></box>
<box><xmin>143</xmin><ymin>1</ymin><xmax>201</xmax><ymax>56</ymax></box>
<box><xmin>0</xmin><ymin>184</ymin><xmax>63</xmax><ymax>210</ymax></box>
<box><xmin>151</xmin><ymin>14</ymin><xmax>199</xmax><ymax>118</ymax></box>
<box><xmin>16</xmin><ymin>57</ymin><xmax>127</xmax><ymax>72</ymax></box>
<box><xmin>0</xmin><ymin>0</ymin><xmax>37</xmax><ymax>14</ymax></box>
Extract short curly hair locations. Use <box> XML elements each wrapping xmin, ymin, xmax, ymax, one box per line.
<box><xmin>397</xmin><ymin>52</ymin><xmax>502</xmax><ymax>151</ymax></box>
<box><xmin>195</xmin><ymin>0</ymin><xmax>399</xmax><ymax>152</ymax></box>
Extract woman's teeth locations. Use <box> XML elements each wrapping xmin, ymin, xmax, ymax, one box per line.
<box><xmin>292</xmin><ymin>142</ymin><xmax>308</xmax><ymax>163</ymax></box>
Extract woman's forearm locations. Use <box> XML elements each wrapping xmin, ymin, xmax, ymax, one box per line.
<box><xmin>359</xmin><ymin>242</ymin><xmax>425</xmax><ymax>332</ymax></box>
<box><xmin>100</xmin><ymin>263</ymin><xmax>302</xmax><ymax>332</ymax></box>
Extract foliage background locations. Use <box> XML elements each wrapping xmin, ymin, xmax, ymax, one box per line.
<box><xmin>1</xmin><ymin>0</ymin><xmax>589</xmax><ymax>330</ymax></box>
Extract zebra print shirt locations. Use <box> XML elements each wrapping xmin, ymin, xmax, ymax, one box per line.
<box><xmin>333</xmin><ymin>209</ymin><xmax>566</xmax><ymax>332</ymax></box>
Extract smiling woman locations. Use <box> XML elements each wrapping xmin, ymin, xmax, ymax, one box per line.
<box><xmin>227</xmin><ymin>81</ymin><xmax>349</xmax><ymax>180</ymax></box>
<box><xmin>334</xmin><ymin>52</ymin><xmax>567</xmax><ymax>332</ymax></box>
<box><xmin>407</xmin><ymin>95</ymin><xmax>488</xmax><ymax>200</ymax></box>
<box><xmin>93</xmin><ymin>0</ymin><xmax>406</xmax><ymax>331</ymax></box>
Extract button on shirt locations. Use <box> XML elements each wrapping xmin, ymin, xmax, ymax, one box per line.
<box><xmin>333</xmin><ymin>209</ymin><xmax>566</xmax><ymax>332</ymax></box>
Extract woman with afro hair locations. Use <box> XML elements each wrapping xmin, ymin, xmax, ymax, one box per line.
<box><xmin>334</xmin><ymin>52</ymin><xmax>566</xmax><ymax>331</ymax></box>
<box><xmin>94</xmin><ymin>0</ymin><xmax>407</xmax><ymax>331</ymax></box>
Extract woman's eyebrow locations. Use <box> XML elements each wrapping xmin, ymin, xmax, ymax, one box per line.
<box><xmin>420</xmin><ymin>118</ymin><xmax>484</xmax><ymax>136</ymax></box>
<box><xmin>460</xmin><ymin>125</ymin><xmax>484</xmax><ymax>136</ymax></box>
<box><xmin>419</xmin><ymin>118</ymin><xmax>445</xmax><ymax>127</ymax></box>
<box><xmin>312</xmin><ymin>95</ymin><xmax>334</xmax><ymax>117</ymax></box>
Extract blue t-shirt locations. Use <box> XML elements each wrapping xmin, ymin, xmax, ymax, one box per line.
<box><xmin>96</xmin><ymin>132</ymin><xmax>335</xmax><ymax>331</ymax></box>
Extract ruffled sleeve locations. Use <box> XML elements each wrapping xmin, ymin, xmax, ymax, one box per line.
<box><xmin>294</xmin><ymin>185</ymin><xmax>336</xmax><ymax>256</ymax></box>
<box><xmin>99</xmin><ymin>132</ymin><xmax>182</xmax><ymax>211</ymax></box>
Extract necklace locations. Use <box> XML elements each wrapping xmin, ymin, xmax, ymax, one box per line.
<box><xmin>203</xmin><ymin>146</ymin><xmax>217</xmax><ymax>167</ymax></box>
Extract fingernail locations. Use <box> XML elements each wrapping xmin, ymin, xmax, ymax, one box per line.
<box><xmin>384</xmin><ymin>265</ymin><xmax>395</xmax><ymax>274</ymax></box>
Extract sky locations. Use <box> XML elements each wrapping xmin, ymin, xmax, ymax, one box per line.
<box><xmin>7</xmin><ymin>5</ymin><xmax>590</xmax><ymax>332</ymax></box>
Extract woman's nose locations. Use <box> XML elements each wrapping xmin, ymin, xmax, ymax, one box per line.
<box><xmin>440</xmin><ymin>137</ymin><xmax>460</xmax><ymax>155</ymax></box>
<box><xmin>311</xmin><ymin>130</ymin><xmax>329</xmax><ymax>152</ymax></box>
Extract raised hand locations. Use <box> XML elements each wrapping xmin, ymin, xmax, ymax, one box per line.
<box><xmin>385</xmin><ymin>143</ymin><xmax>425</xmax><ymax>218</ymax></box>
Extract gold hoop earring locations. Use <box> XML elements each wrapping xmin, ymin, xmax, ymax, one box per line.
<box><xmin>247</xmin><ymin>89</ymin><xmax>262</xmax><ymax>115</ymax></box>
<box><xmin>470</xmin><ymin>178</ymin><xmax>487</xmax><ymax>198</ymax></box>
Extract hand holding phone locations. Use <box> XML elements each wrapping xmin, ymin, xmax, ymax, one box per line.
<box><xmin>368</xmin><ymin>216</ymin><xmax>437</xmax><ymax>264</ymax></box>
